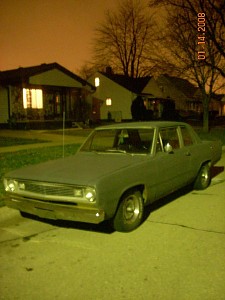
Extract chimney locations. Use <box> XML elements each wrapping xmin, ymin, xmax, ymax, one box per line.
<box><xmin>106</xmin><ymin>66</ymin><xmax>113</xmax><ymax>74</ymax></box>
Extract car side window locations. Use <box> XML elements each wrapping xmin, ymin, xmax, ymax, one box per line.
<box><xmin>157</xmin><ymin>127</ymin><xmax>180</xmax><ymax>152</ymax></box>
<box><xmin>138</xmin><ymin>129</ymin><xmax>154</xmax><ymax>150</ymax></box>
<box><xmin>180</xmin><ymin>126</ymin><xmax>194</xmax><ymax>146</ymax></box>
<box><xmin>117</xmin><ymin>129</ymin><xmax>154</xmax><ymax>153</ymax></box>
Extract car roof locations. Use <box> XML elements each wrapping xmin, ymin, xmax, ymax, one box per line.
<box><xmin>96</xmin><ymin>121</ymin><xmax>189</xmax><ymax>130</ymax></box>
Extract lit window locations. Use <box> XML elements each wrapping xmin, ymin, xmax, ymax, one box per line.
<box><xmin>95</xmin><ymin>77</ymin><xmax>100</xmax><ymax>87</ymax></box>
<box><xmin>106</xmin><ymin>98</ymin><xmax>112</xmax><ymax>106</ymax></box>
<box><xmin>23</xmin><ymin>88</ymin><xmax>43</xmax><ymax>109</ymax></box>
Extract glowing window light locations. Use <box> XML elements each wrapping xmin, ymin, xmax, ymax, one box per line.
<box><xmin>106</xmin><ymin>98</ymin><xmax>112</xmax><ymax>106</ymax></box>
<box><xmin>23</xmin><ymin>88</ymin><xmax>43</xmax><ymax>109</ymax></box>
<box><xmin>95</xmin><ymin>77</ymin><xmax>100</xmax><ymax>87</ymax></box>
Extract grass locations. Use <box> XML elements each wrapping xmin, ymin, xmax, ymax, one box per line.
<box><xmin>0</xmin><ymin>136</ymin><xmax>48</xmax><ymax>147</ymax></box>
<box><xmin>0</xmin><ymin>143</ymin><xmax>81</xmax><ymax>206</ymax></box>
<box><xmin>196</xmin><ymin>127</ymin><xmax>225</xmax><ymax>145</ymax></box>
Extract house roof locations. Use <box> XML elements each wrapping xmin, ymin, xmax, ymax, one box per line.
<box><xmin>162</xmin><ymin>74</ymin><xmax>198</xmax><ymax>98</ymax></box>
<box><xmin>211</xmin><ymin>93</ymin><xmax>225</xmax><ymax>101</ymax></box>
<box><xmin>100</xmin><ymin>72</ymin><xmax>151</xmax><ymax>94</ymax></box>
<box><xmin>0</xmin><ymin>62</ymin><xmax>94</xmax><ymax>89</ymax></box>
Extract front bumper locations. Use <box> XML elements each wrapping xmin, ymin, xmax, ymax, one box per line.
<box><xmin>4</xmin><ymin>195</ymin><xmax>105</xmax><ymax>224</ymax></box>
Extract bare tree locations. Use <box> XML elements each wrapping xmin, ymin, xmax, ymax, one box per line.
<box><xmin>148</xmin><ymin>0</ymin><xmax>225</xmax><ymax>132</ymax></box>
<box><xmin>77</xmin><ymin>63</ymin><xmax>98</xmax><ymax>81</ymax></box>
<box><xmin>200</xmin><ymin>0</ymin><xmax>225</xmax><ymax>78</ymax></box>
<box><xmin>149</xmin><ymin>0</ymin><xmax>225</xmax><ymax>77</ymax></box>
<box><xmin>92</xmin><ymin>0</ymin><xmax>157</xmax><ymax>78</ymax></box>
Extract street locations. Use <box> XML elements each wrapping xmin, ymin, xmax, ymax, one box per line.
<box><xmin>0</xmin><ymin>152</ymin><xmax>225</xmax><ymax>300</ymax></box>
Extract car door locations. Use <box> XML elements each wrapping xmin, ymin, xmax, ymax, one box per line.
<box><xmin>179</xmin><ymin>125</ymin><xmax>206</xmax><ymax>182</ymax></box>
<box><xmin>153</xmin><ymin>126</ymin><xmax>191</xmax><ymax>199</ymax></box>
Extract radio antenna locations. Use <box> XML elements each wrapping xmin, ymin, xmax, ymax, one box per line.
<box><xmin>62</xmin><ymin>110</ymin><xmax>65</xmax><ymax>158</ymax></box>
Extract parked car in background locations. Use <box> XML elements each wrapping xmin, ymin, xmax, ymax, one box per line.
<box><xmin>3</xmin><ymin>122</ymin><xmax>222</xmax><ymax>232</ymax></box>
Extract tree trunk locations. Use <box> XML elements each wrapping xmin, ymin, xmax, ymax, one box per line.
<box><xmin>202</xmin><ymin>101</ymin><xmax>209</xmax><ymax>133</ymax></box>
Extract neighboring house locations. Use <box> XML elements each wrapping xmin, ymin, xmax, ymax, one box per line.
<box><xmin>88</xmin><ymin>68</ymin><xmax>156</xmax><ymax>121</ymax></box>
<box><xmin>0</xmin><ymin>63</ymin><xmax>95</xmax><ymax>128</ymax></box>
<box><xmin>155</xmin><ymin>74</ymin><xmax>199</xmax><ymax>112</ymax></box>
<box><xmin>210</xmin><ymin>93</ymin><xmax>225</xmax><ymax>117</ymax></box>
<box><xmin>154</xmin><ymin>74</ymin><xmax>225</xmax><ymax>118</ymax></box>
<box><xmin>88</xmin><ymin>70</ymin><xmax>201</xmax><ymax>121</ymax></box>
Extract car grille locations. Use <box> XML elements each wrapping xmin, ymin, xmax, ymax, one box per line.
<box><xmin>19</xmin><ymin>181</ymin><xmax>75</xmax><ymax>197</ymax></box>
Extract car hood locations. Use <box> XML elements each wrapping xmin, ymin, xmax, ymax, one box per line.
<box><xmin>5</xmin><ymin>151</ymin><xmax>147</xmax><ymax>186</ymax></box>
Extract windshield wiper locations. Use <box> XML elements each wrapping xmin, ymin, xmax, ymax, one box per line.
<box><xmin>105</xmin><ymin>149</ymin><xmax>127</xmax><ymax>154</ymax></box>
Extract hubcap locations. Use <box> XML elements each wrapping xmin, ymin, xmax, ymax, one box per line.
<box><xmin>201</xmin><ymin>167</ymin><xmax>209</xmax><ymax>186</ymax></box>
<box><xmin>123</xmin><ymin>195</ymin><xmax>140</xmax><ymax>223</ymax></box>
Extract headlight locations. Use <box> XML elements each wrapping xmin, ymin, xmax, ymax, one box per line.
<box><xmin>73</xmin><ymin>186</ymin><xmax>96</xmax><ymax>202</ymax></box>
<box><xmin>84</xmin><ymin>187</ymin><xmax>96</xmax><ymax>202</ymax></box>
<box><xmin>4</xmin><ymin>179</ymin><xmax>18</xmax><ymax>192</ymax></box>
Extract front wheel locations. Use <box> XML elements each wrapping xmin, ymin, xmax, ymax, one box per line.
<box><xmin>113</xmin><ymin>190</ymin><xmax>144</xmax><ymax>232</ymax></box>
<box><xmin>194</xmin><ymin>163</ymin><xmax>211</xmax><ymax>190</ymax></box>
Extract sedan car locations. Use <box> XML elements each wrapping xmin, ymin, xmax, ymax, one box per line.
<box><xmin>3</xmin><ymin>122</ymin><xmax>222</xmax><ymax>232</ymax></box>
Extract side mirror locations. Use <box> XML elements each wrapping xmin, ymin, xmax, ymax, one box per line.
<box><xmin>164</xmin><ymin>143</ymin><xmax>173</xmax><ymax>154</ymax></box>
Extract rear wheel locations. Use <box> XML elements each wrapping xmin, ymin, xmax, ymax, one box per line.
<box><xmin>194</xmin><ymin>163</ymin><xmax>211</xmax><ymax>190</ymax></box>
<box><xmin>113</xmin><ymin>189</ymin><xmax>144</xmax><ymax>232</ymax></box>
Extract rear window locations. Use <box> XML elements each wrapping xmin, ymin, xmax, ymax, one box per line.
<box><xmin>180</xmin><ymin>126</ymin><xmax>194</xmax><ymax>146</ymax></box>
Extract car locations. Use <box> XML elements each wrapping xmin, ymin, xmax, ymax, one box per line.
<box><xmin>3</xmin><ymin>121</ymin><xmax>222</xmax><ymax>232</ymax></box>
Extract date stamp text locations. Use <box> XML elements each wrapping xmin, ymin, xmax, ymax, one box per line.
<box><xmin>197</xmin><ymin>12</ymin><xmax>206</xmax><ymax>60</ymax></box>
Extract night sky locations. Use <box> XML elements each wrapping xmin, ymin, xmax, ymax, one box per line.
<box><xmin>0</xmin><ymin>0</ymin><xmax>118</xmax><ymax>73</ymax></box>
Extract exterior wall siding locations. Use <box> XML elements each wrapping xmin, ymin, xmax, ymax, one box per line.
<box><xmin>142</xmin><ymin>77</ymin><xmax>164</xmax><ymax>98</ymax></box>
<box><xmin>88</xmin><ymin>73</ymin><xmax>135</xmax><ymax>120</ymax></box>
<box><xmin>0</xmin><ymin>87</ymin><xmax>9</xmax><ymax>123</ymax></box>
<box><xmin>156</xmin><ymin>76</ymin><xmax>189</xmax><ymax>111</ymax></box>
<box><xmin>30</xmin><ymin>69</ymin><xmax>83</xmax><ymax>88</ymax></box>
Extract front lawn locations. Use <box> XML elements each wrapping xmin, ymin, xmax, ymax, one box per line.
<box><xmin>196</xmin><ymin>127</ymin><xmax>225</xmax><ymax>145</ymax></box>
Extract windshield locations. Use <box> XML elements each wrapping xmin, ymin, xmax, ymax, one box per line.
<box><xmin>80</xmin><ymin>128</ymin><xmax>154</xmax><ymax>154</ymax></box>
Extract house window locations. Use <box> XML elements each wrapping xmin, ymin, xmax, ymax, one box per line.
<box><xmin>95</xmin><ymin>77</ymin><xmax>100</xmax><ymax>87</ymax></box>
<box><xmin>106</xmin><ymin>98</ymin><xmax>112</xmax><ymax>106</ymax></box>
<box><xmin>23</xmin><ymin>88</ymin><xmax>43</xmax><ymax>109</ymax></box>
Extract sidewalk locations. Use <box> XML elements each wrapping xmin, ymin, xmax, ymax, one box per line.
<box><xmin>0</xmin><ymin>129</ymin><xmax>88</xmax><ymax>153</ymax></box>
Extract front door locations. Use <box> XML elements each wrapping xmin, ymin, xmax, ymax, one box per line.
<box><xmin>91</xmin><ymin>98</ymin><xmax>101</xmax><ymax>122</ymax></box>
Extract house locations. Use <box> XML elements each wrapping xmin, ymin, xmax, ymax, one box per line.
<box><xmin>88</xmin><ymin>70</ymin><xmax>202</xmax><ymax>122</ymax></box>
<box><xmin>2</xmin><ymin>64</ymin><xmax>223</xmax><ymax>128</ymax></box>
<box><xmin>154</xmin><ymin>74</ymin><xmax>225</xmax><ymax>118</ymax></box>
<box><xmin>88</xmin><ymin>68</ymin><xmax>157</xmax><ymax>121</ymax></box>
<box><xmin>210</xmin><ymin>93</ymin><xmax>225</xmax><ymax>118</ymax></box>
<box><xmin>0</xmin><ymin>63</ymin><xmax>95</xmax><ymax>129</ymax></box>
<box><xmin>153</xmin><ymin>74</ymin><xmax>200</xmax><ymax>114</ymax></box>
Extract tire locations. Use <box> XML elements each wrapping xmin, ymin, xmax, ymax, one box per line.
<box><xmin>113</xmin><ymin>190</ymin><xmax>144</xmax><ymax>232</ymax></box>
<box><xmin>194</xmin><ymin>163</ymin><xmax>211</xmax><ymax>190</ymax></box>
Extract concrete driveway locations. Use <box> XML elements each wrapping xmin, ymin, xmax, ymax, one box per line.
<box><xmin>0</xmin><ymin>151</ymin><xmax>224</xmax><ymax>299</ymax></box>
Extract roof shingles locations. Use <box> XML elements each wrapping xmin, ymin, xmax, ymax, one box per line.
<box><xmin>100</xmin><ymin>72</ymin><xmax>151</xmax><ymax>94</ymax></box>
<box><xmin>0</xmin><ymin>62</ymin><xmax>93</xmax><ymax>88</ymax></box>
